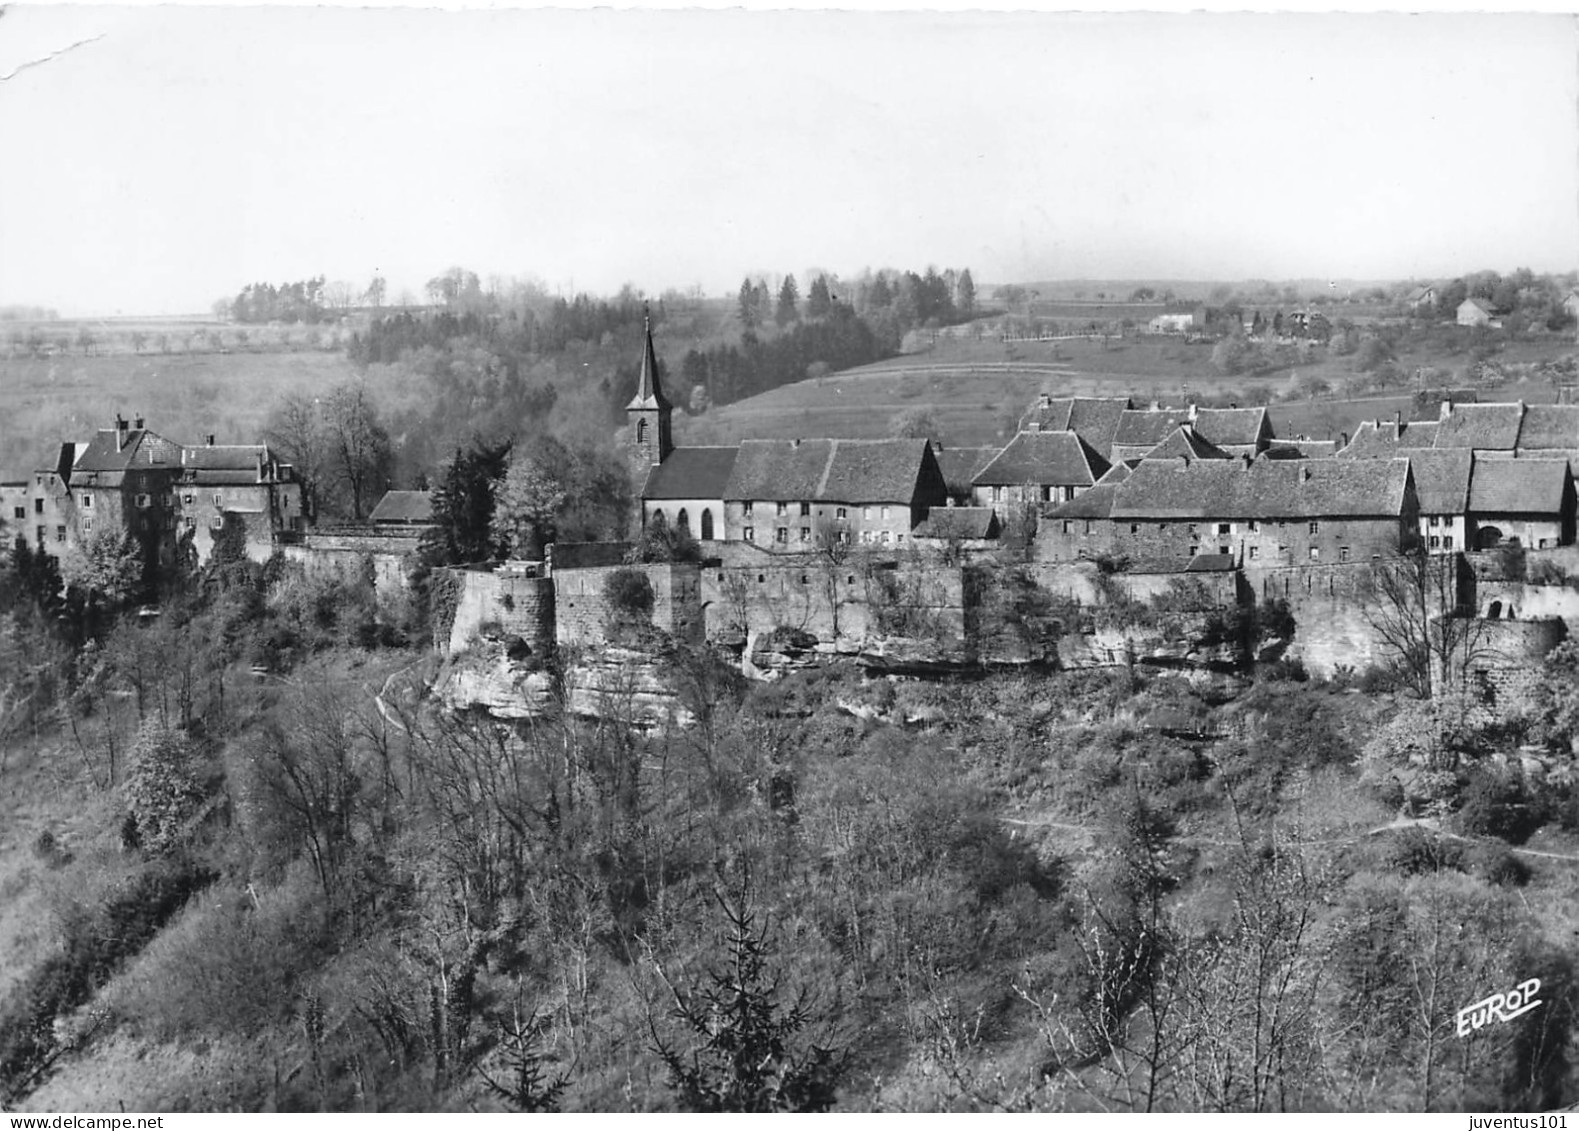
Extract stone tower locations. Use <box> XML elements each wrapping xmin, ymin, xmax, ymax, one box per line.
<box><xmin>626</xmin><ymin>310</ymin><xmax>673</xmax><ymax>474</ymax></box>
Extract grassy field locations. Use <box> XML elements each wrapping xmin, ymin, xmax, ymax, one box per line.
<box><xmin>680</xmin><ymin>325</ymin><xmax>1579</xmax><ymax>449</ymax></box>
<box><xmin>0</xmin><ymin>350</ymin><xmax>361</xmax><ymax>473</ymax></box>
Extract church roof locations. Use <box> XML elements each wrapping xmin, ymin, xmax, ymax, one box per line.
<box><xmin>624</xmin><ymin>315</ymin><xmax>671</xmax><ymax>412</ymax></box>
<box><xmin>642</xmin><ymin>446</ymin><xmax>738</xmax><ymax>500</ymax></box>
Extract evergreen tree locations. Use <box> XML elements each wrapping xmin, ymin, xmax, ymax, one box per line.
<box><xmin>775</xmin><ymin>275</ymin><xmax>799</xmax><ymax>328</ymax></box>
<box><xmin>423</xmin><ymin>437</ymin><xmax>514</xmax><ymax>565</ymax></box>
<box><xmin>806</xmin><ymin>275</ymin><xmax>833</xmax><ymax>319</ymax></box>
<box><xmin>956</xmin><ymin>268</ymin><xmax>976</xmax><ymax>317</ymax></box>
<box><xmin>738</xmin><ymin>278</ymin><xmax>761</xmax><ymax>330</ymax></box>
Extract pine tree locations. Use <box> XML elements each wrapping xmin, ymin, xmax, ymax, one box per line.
<box><xmin>775</xmin><ymin>275</ymin><xmax>799</xmax><ymax>328</ymax></box>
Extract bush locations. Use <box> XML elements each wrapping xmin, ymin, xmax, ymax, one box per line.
<box><xmin>1384</xmin><ymin>827</ymin><xmax>1466</xmax><ymax>875</ymax></box>
<box><xmin>1477</xmin><ymin>847</ymin><xmax>1533</xmax><ymax>888</ymax></box>
<box><xmin>604</xmin><ymin>567</ymin><xmax>654</xmax><ymax>622</ymax></box>
<box><xmin>1458</xmin><ymin>769</ymin><xmax>1548</xmax><ymax>845</ymax></box>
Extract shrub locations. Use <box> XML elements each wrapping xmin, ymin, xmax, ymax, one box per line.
<box><xmin>1477</xmin><ymin>847</ymin><xmax>1533</xmax><ymax>888</ymax></box>
<box><xmin>1384</xmin><ymin>827</ymin><xmax>1466</xmax><ymax>875</ymax></box>
<box><xmin>1458</xmin><ymin>769</ymin><xmax>1548</xmax><ymax>845</ymax></box>
<box><xmin>604</xmin><ymin>567</ymin><xmax>654</xmax><ymax>622</ymax></box>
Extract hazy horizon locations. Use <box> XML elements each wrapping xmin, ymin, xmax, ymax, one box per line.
<box><xmin>2</xmin><ymin>7</ymin><xmax>1575</xmax><ymax>318</ymax></box>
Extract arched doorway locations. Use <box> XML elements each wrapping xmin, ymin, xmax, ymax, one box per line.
<box><xmin>676</xmin><ymin>508</ymin><xmax>691</xmax><ymax>535</ymax></box>
<box><xmin>1488</xmin><ymin>600</ymin><xmax>1503</xmax><ymax>619</ymax></box>
<box><xmin>700</xmin><ymin>508</ymin><xmax>714</xmax><ymax>540</ymax></box>
<box><xmin>1477</xmin><ymin>525</ymin><xmax>1503</xmax><ymax>550</ymax></box>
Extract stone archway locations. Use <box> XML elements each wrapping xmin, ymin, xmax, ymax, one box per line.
<box><xmin>1477</xmin><ymin>525</ymin><xmax>1504</xmax><ymax>550</ymax></box>
<box><xmin>1488</xmin><ymin>599</ymin><xmax>1503</xmax><ymax>619</ymax></box>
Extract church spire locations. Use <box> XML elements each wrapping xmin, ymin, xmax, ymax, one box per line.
<box><xmin>626</xmin><ymin>303</ymin><xmax>673</xmax><ymax>470</ymax></box>
<box><xmin>626</xmin><ymin>305</ymin><xmax>671</xmax><ymax>411</ymax></box>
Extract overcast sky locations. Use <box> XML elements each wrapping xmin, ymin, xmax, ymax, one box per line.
<box><xmin>1</xmin><ymin>6</ymin><xmax>1575</xmax><ymax>316</ymax></box>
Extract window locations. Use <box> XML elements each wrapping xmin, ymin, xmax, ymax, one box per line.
<box><xmin>775</xmin><ymin>527</ymin><xmax>788</xmax><ymax>543</ymax></box>
<box><xmin>837</xmin><ymin>531</ymin><xmax>849</xmax><ymax>544</ymax></box>
<box><xmin>1429</xmin><ymin>515</ymin><xmax>1441</xmax><ymax>527</ymax></box>
<box><xmin>183</xmin><ymin>493</ymin><xmax>194</xmax><ymax>505</ymax></box>
<box><xmin>35</xmin><ymin>526</ymin><xmax>44</xmax><ymax>546</ymax></box>
<box><xmin>1340</xmin><ymin>547</ymin><xmax>1350</xmax><ymax>562</ymax></box>
<box><xmin>1444</xmin><ymin>535</ymin><xmax>1454</xmax><ymax>550</ymax></box>
<box><xmin>1248</xmin><ymin>546</ymin><xmax>1260</xmax><ymax>560</ymax></box>
<box><xmin>1130</xmin><ymin>524</ymin><xmax>1139</xmax><ymax>534</ymax></box>
<box><xmin>55</xmin><ymin>525</ymin><xmax>65</xmax><ymax>543</ymax></box>
<box><xmin>743</xmin><ymin>501</ymin><xmax>754</xmax><ymax>517</ymax></box>
<box><xmin>1248</xmin><ymin>520</ymin><xmax>1259</xmax><ymax>532</ymax></box>
<box><xmin>776</xmin><ymin>502</ymin><xmax>788</xmax><ymax>517</ymax></box>
<box><xmin>214</xmin><ymin>493</ymin><xmax>223</xmax><ymax>507</ymax></box>
<box><xmin>800</xmin><ymin>527</ymin><xmax>811</xmax><ymax>542</ymax></box>
<box><xmin>83</xmin><ymin>518</ymin><xmax>93</xmax><ymax>533</ymax></box>
<box><xmin>1217</xmin><ymin>523</ymin><xmax>1230</xmax><ymax>535</ymax></box>
<box><xmin>1308</xmin><ymin>521</ymin><xmax>1319</xmax><ymax>534</ymax></box>
<box><xmin>33</xmin><ymin>499</ymin><xmax>42</xmax><ymax>514</ymax></box>
<box><xmin>880</xmin><ymin>530</ymin><xmax>891</xmax><ymax>543</ymax></box>
<box><xmin>136</xmin><ymin>493</ymin><xmax>151</xmax><ymax>508</ymax></box>
<box><xmin>11</xmin><ymin>506</ymin><xmax>22</xmax><ymax>520</ymax></box>
<box><xmin>743</xmin><ymin>526</ymin><xmax>755</xmax><ymax>542</ymax></box>
<box><xmin>1045</xmin><ymin>486</ymin><xmax>1056</xmax><ymax>502</ymax></box>
<box><xmin>1309</xmin><ymin>547</ymin><xmax>1319</xmax><ymax>560</ymax></box>
<box><xmin>1064</xmin><ymin>486</ymin><xmax>1076</xmax><ymax>502</ymax></box>
<box><xmin>81</xmin><ymin>494</ymin><xmax>91</xmax><ymax>508</ymax></box>
<box><xmin>1189</xmin><ymin>544</ymin><xmax>1199</xmax><ymax>556</ymax></box>
<box><xmin>799</xmin><ymin>502</ymin><xmax>810</xmax><ymax>517</ymax></box>
<box><xmin>1084</xmin><ymin>520</ymin><xmax>1093</xmax><ymax>535</ymax></box>
<box><xmin>1429</xmin><ymin>535</ymin><xmax>1441</xmax><ymax>549</ymax></box>
<box><xmin>863</xmin><ymin>506</ymin><xmax>873</xmax><ymax>519</ymax></box>
<box><xmin>836</xmin><ymin>507</ymin><xmax>847</xmax><ymax>520</ymax></box>
<box><xmin>1062</xmin><ymin>521</ymin><xmax>1073</xmax><ymax>534</ymax></box>
<box><xmin>896</xmin><ymin>534</ymin><xmax>904</xmax><ymax>544</ymax></box>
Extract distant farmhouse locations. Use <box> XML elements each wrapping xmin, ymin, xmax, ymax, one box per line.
<box><xmin>1406</xmin><ymin>283</ymin><xmax>1437</xmax><ymax>311</ymax></box>
<box><xmin>1458</xmin><ymin>297</ymin><xmax>1498</xmax><ymax>328</ymax></box>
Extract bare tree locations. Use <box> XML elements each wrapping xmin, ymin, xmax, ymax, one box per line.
<box><xmin>324</xmin><ymin>381</ymin><xmax>391</xmax><ymax>521</ymax></box>
<box><xmin>265</xmin><ymin>392</ymin><xmax>330</xmax><ymax>518</ymax></box>
<box><xmin>811</xmin><ymin>517</ymin><xmax>852</xmax><ymax>645</ymax></box>
<box><xmin>1363</xmin><ymin>549</ymin><xmax>1488</xmax><ymax>698</ymax></box>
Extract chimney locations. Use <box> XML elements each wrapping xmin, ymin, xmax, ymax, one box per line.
<box><xmin>114</xmin><ymin>414</ymin><xmax>128</xmax><ymax>452</ymax></box>
<box><xmin>1394</xmin><ymin>410</ymin><xmax>1402</xmax><ymax>431</ymax></box>
<box><xmin>1150</xmin><ymin>400</ymin><xmax>1160</xmax><ymax>412</ymax></box>
<box><xmin>1187</xmin><ymin>403</ymin><xmax>1198</xmax><ymax>422</ymax></box>
<box><xmin>133</xmin><ymin>416</ymin><xmax>144</xmax><ymax>430</ymax></box>
<box><xmin>1038</xmin><ymin>393</ymin><xmax>1051</xmax><ymax>408</ymax></box>
<box><xmin>1027</xmin><ymin>421</ymin><xmax>1041</xmax><ymax>432</ymax></box>
<box><xmin>1440</xmin><ymin>399</ymin><xmax>1453</xmax><ymax>421</ymax></box>
<box><xmin>1341</xmin><ymin>431</ymin><xmax>1350</xmax><ymax>449</ymax></box>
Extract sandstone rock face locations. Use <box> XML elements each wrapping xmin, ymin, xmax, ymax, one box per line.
<box><xmin>562</xmin><ymin>645</ymin><xmax>695</xmax><ymax>730</ymax></box>
<box><xmin>433</xmin><ymin>642</ymin><xmax>555</xmax><ymax>719</ymax></box>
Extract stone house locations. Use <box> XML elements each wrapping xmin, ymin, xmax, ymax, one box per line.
<box><xmin>369</xmin><ymin>489</ymin><xmax>434</xmax><ymax>527</ymax></box>
<box><xmin>1108</xmin><ymin>405</ymin><xmax>1273</xmax><ymax>462</ymax></box>
<box><xmin>722</xmin><ymin>438</ymin><xmax>947</xmax><ymax>550</ymax></box>
<box><xmin>176</xmin><ymin>439</ymin><xmax>306</xmax><ymax>563</ymax></box>
<box><xmin>67</xmin><ymin>416</ymin><xmax>184</xmax><ymax>572</ymax></box>
<box><xmin>1467</xmin><ymin>459</ymin><xmax>1573</xmax><ymax>550</ymax></box>
<box><xmin>1406</xmin><ymin>284</ymin><xmax>1437</xmax><ymax>311</ymax></box>
<box><xmin>970</xmin><ymin>428</ymin><xmax>1109</xmax><ymax>511</ymax></box>
<box><xmin>1040</xmin><ymin>456</ymin><xmax>1418</xmax><ymax>567</ymax></box>
<box><xmin>1017</xmin><ymin>395</ymin><xmax>1131</xmax><ymax>456</ymax></box>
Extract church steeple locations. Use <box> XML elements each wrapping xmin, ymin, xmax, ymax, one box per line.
<box><xmin>626</xmin><ymin>307</ymin><xmax>673</xmax><ymax>469</ymax></box>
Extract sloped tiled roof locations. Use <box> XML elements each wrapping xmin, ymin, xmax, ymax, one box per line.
<box><xmin>1021</xmin><ymin>396</ymin><xmax>1130</xmax><ymax>454</ymax></box>
<box><xmin>182</xmin><ymin>444</ymin><xmax>266</xmax><ymax>471</ymax></box>
<box><xmin>932</xmin><ymin>446</ymin><xmax>1000</xmax><ymax>492</ymax></box>
<box><xmin>1435</xmin><ymin>403</ymin><xmax>1523</xmax><ymax>451</ymax></box>
<box><xmin>912</xmin><ymin>507</ymin><xmax>999</xmax><ymax>540</ymax></box>
<box><xmin>1406</xmin><ymin>450</ymin><xmax>1474</xmax><ymax>515</ymax></box>
<box><xmin>1046</xmin><ymin>480</ymin><xmax>1121</xmax><ymax>519</ymax></box>
<box><xmin>1095</xmin><ymin>461</ymin><xmax>1133</xmax><ymax>486</ymax></box>
<box><xmin>1262</xmin><ymin>440</ymin><xmax>1339</xmax><ymax>459</ymax></box>
<box><xmin>642</xmin><ymin>446</ymin><xmax>738</xmax><ymax>500</ymax></box>
<box><xmin>369</xmin><ymin>490</ymin><xmax>434</xmax><ymax>523</ymax></box>
<box><xmin>972</xmin><ymin>430</ymin><xmax>1108</xmax><ymax>487</ymax></box>
<box><xmin>1406</xmin><ymin>284</ymin><xmax>1436</xmax><ymax>302</ymax></box>
<box><xmin>1112</xmin><ymin>405</ymin><xmax>1271</xmax><ymax>453</ymax></box>
<box><xmin>725</xmin><ymin>438</ymin><xmax>934</xmax><ymax>505</ymax></box>
<box><xmin>1469</xmin><ymin>459</ymin><xmax>1569</xmax><ymax>514</ymax></box>
<box><xmin>1337</xmin><ymin>419</ymin><xmax>1440</xmax><ymax>458</ymax></box>
<box><xmin>1143</xmin><ymin>426</ymin><xmax>1229</xmax><ymax>462</ymax></box>
<box><xmin>1104</xmin><ymin>457</ymin><xmax>1411</xmax><ymax>519</ymax></box>
<box><xmin>73</xmin><ymin>427</ymin><xmax>181</xmax><ymax>475</ymax></box>
<box><xmin>1517</xmin><ymin>404</ymin><xmax>1579</xmax><ymax>451</ymax></box>
<box><xmin>1192</xmin><ymin>407</ymin><xmax>1272</xmax><ymax>449</ymax></box>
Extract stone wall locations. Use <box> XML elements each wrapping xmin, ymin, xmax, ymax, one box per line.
<box><xmin>1244</xmin><ymin>563</ymin><xmax>1388</xmax><ymax>677</ymax></box>
<box><xmin>288</xmin><ymin>527</ymin><xmax>427</xmax><ymax>599</ymax></box>
<box><xmin>554</xmin><ymin>561</ymin><xmax>704</xmax><ymax>648</ymax></box>
<box><xmin>1456</xmin><ymin>617</ymin><xmax>1568</xmax><ymax>709</ymax></box>
<box><xmin>443</xmin><ymin>562</ymin><xmax>555</xmax><ymax>657</ymax></box>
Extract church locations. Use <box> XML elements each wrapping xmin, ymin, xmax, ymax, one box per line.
<box><xmin>628</xmin><ymin>318</ymin><xmax>950</xmax><ymax>550</ymax></box>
